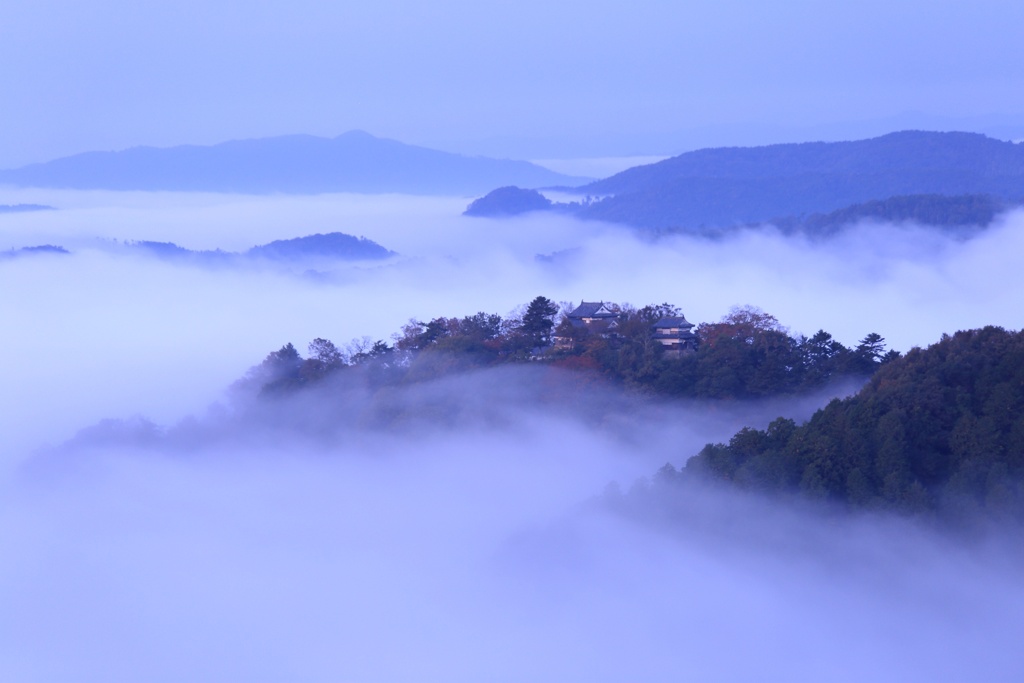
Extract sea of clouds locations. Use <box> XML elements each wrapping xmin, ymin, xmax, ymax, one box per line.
<box><xmin>2</xmin><ymin>188</ymin><xmax>1023</xmax><ymax>680</ymax></box>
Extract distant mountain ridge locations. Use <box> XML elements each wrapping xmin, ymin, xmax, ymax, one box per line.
<box><xmin>464</xmin><ymin>131</ymin><xmax>1024</xmax><ymax>230</ymax></box>
<box><xmin>132</xmin><ymin>232</ymin><xmax>395</xmax><ymax>264</ymax></box>
<box><xmin>0</xmin><ymin>244</ymin><xmax>69</xmax><ymax>260</ymax></box>
<box><xmin>1</xmin><ymin>233</ymin><xmax>394</xmax><ymax>267</ymax></box>
<box><xmin>0</xmin><ymin>131</ymin><xmax>587</xmax><ymax>196</ymax></box>
<box><xmin>0</xmin><ymin>203</ymin><xmax>54</xmax><ymax>213</ymax></box>
<box><xmin>573</xmin><ymin>131</ymin><xmax>1024</xmax><ymax>230</ymax></box>
<box><xmin>584</xmin><ymin>131</ymin><xmax>1024</xmax><ymax>195</ymax></box>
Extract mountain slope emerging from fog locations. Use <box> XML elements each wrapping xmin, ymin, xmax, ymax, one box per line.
<box><xmin>463</xmin><ymin>186</ymin><xmax>554</xmax><ymax>216</ymax></box>
<box><xmin>564</xmin><ymin>131</ymin><xmax>1024</xmax><ymax>230</ymax></box>
<box><xmin>769</xmin><ymin>193</ymin><xmax>1007</xmax><ymax>235</ymax></box>
<box><xmin>667</xmin><ymin>326</ymin><xmax>1024</xmax><ymax>523</ymax></box>
<box><xmin>131</xmin><ymin>232</ymin><xmax>395</xmax><ymax>264</ymax></box>
<box><xmin>0</xmin><ymin>131</ymin><xmax>585</xmax><ymax>195</ymax></box>
<box><xmin>0</xmin><ymin>203</ymin><xmax>53</xmax><ymax>213</ymax></box>
<box><xmin>1</xmin><ymin>244</ymin><xmax>69</xmax><ymax>260</ymax></box>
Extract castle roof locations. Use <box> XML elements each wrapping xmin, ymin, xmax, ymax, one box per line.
<box><xmin>653</xmin><ymin>316</ymin><xmax>694</xmax><ymax>329</ymax></box>
<box><xmin>567</xmin><ymin>301</ymin><xmax>618</xmax><ymax>319</ymax></box>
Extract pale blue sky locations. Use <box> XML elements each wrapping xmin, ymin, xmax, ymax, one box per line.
<box><xmin>2</xmin><ymin>0</ymin><xmax>1023</xmax><ymax>166</ymax></box>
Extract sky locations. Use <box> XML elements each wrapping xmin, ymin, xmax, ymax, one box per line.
<box><xmin>3</xmin><ymin>0</ymin><xmax>1024</xmax><ymax>167</ymax></box>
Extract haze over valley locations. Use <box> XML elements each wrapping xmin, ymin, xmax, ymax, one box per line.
<box><xmin>3</xmin><ymin>174</ymin><xmax>1024</xmax><ymax>678</ymax></box>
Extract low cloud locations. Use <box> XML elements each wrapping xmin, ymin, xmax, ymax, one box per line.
<box><xmin>4</xmin><ymin>370</ymin><xmax>1022</xmax><ymax>681</ymax></box>
<box><xmin>2</xmin><ymin>189</ymin><xmax>1023</xmax><ymax>680</ymax></box>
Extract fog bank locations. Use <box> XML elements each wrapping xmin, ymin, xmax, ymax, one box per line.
<box><xmin>3</xmin><ymin>375</ymin><xmax>1022</xmax><ymax>681</ymax></box>
<box><xmin>3</xmin><ymin>189</ymin><xmax>1024</xmax><ymax>680</ymax></box>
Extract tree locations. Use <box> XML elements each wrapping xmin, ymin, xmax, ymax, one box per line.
<box><xmin>345</xmin><ymin>336</ymin><xmax>391</xmax><ymax>364</ymax></box>
<box><xmin>798</xmin><ymin>329</ymin><xmax>851</xmax><ymax>387</ymax></box>
<box><xmin>857</xmin><ymin>332</ymin><xmax>887</xmax><ymax>363</ymax></box>
<box><xmin>844</xmin><ymin>332</ymin><xmax>887</xmax><ymax>374</ymax></box>
<box><xmin>635</xmin><ymin>302</ymin><xmax>680</xmax><ymax>324</ymax></box>
<box><xmin>520</xmin><ymin>295</ymin><xmax>559</xmax><ymax>348</ymax></box>
<box><xmin>259</xmin><ymin>343</ymin><xmax>299</xmax><ymax>374</ymax></box>
<box><xmin>257</xmin><ymin>343</ymin><xmax>303</xmax><ymax>393</ymax></box>
<box><xmin>459</xmin><ymin>312</ymin><xmax>503</xmax><ymax>341</ymax></box>
<box><xmin>308</xmin><ymin>338</ymin><xmax>343</xmax><ymax>366</ymax></box>
<box><xmin>691</xmin><ymin>307</ymin><xmax>801</xmax><ymax>398</ymax></box>
<box><xmin>300</xmin><ymin>337</ymin><xmax>346</xmax><ymax>381</ymax></box>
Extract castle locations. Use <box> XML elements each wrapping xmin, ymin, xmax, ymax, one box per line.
<box><xmin>559</xmin><ymin>300</ymin><xmax>698</xmax><ymax>357</ymax></box>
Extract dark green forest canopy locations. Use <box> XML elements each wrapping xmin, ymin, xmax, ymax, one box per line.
<box><xmin>654</xmin><ymin>326</ymin><xmax>1024</xmax><ymax>524</ymax></box>
<box><xmin>240</xmin><ymin>300</ymin><xmax>893</xmax><ymax>403</ymax></box>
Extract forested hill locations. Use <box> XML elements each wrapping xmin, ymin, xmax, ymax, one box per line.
<box><xmin>655</xmin><ymin>326</ymin><xmax>1024</xmax><ymax>524</ymax></box>
<box><xmin>238</xmin><ymin>299</ymin><xmax>892</xmax><ymax>404</ymax></box>
<box><xmin>0</xmin><ymin>131</ymin><xmax>585</xmax><ymax>195</ymax></box>
<box><xmin>569</xmin><ymin>131</ymin><xmax>1024</xmax><ymax>230</ymax></box>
